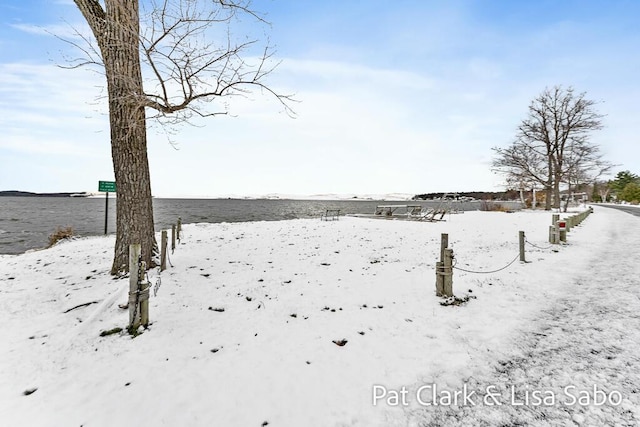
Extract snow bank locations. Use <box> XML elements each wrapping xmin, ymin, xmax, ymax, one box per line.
<box><xmin>1</xmin><ymin>207</ymin><xmax>638</xmax><ymax>426</ymax></box>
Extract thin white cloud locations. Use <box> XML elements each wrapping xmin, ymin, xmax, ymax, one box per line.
<box><xmin>10</xmin><ymin>22</ymin><xmax>91</xmax><ymax>40</ymax></box>
<box><xmin>1</xmin><ymin>1</ymin><xmax>638</xmax><ymax>195</ymax></box>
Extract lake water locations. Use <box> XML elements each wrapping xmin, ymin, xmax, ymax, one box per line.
<box><xmin>0</xmin><ymin>197</ymin><xmax>522</xmax><ymax>255</ymax></box>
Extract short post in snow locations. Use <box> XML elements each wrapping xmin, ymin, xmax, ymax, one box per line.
<box><xmin>519</xmin><ymin>231</ymin><xmax>526</xmax><ymax>262</ymax></box>
<box><xmin>435</xmin><ymin>233</ymin><xmax>453</xmax><ymax>297</ymax></box>
<box><xmin>177</xmin><ymin>217</ymin><xmax>182</xmax><ymax>243</ymax></box>
<box><xmin>443</xmin><ymin>248</ymin><xmax>454</xmax><ymax>297</ymax></box>
<box><xmin>557</xmin><ymin>220</ymin><xmax>567</xmax><ymax>243</ymax></box>
<box><xmin>139</xmin><ymin>263</ymin><xmax>150</xmax><ymax>328</ymax></box>
<box><xmin>160</xmin><ymin>230</ymin><xmax>168</xmax><ymax>272</ymax></box>
<box><xmin>128</xmin><ymin>243</ymin><xmax>149</xmax><ymax>333</ymax></box>
<box><xmin>549</xmin><ymin>214</ymin><xmax>560</xmax><ymax>244</ymax></box>
<box><xmin>440</xmin><ymin>233</ymin><xmax>448</xmax><ymax>264</ymax></box>
<box><xmin>128</xmin><ymin>244</ymin><xmax>140</xmax><ymax>328</ymax></box>
<box><xmin>171</xmin><ymin>224</ymin><xmax>176</xmax><ymax>254</ymax></box>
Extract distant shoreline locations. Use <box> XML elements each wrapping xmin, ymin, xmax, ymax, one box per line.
<box><xmin>1</xmin><ymin>190</ymin><xmax>522</xmax><ymax>201</ymax></box>
<box><xmin>0</xmin><ymin>191</ymin><xmax>89</xmax><ymax>198</ymax></box>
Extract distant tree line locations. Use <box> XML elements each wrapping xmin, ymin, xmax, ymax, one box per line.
<box><xmin>0</xmin><ymin>191</ymin><xmax>89</xmax><ymax>198</ymax></box>
<box><xmin>412</xmin><ymin>190</ymin><xmax>520</xmax><ymax>201</ymax></box>
<box><xmin>593</xmin><ymin>170</ymin><xmax>640</xmax><ymax>204</ymax></box>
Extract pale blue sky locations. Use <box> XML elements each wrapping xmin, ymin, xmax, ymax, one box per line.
<box><xmin>1</xmin><ymin>0</ymin><xmax>638</xmax><ymax>197</ymax></box>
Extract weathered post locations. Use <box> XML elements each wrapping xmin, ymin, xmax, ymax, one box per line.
<box><xmin>519</xmin><ymin>231</ymin><xmax>526</xmax><ymax>262</ymax></box>
<box><xmin>435</xmin><ymin>261</ymin><xmax>444</xmax><ymax>296</ymax></box>
<box><xmin>435</xmin><ymin>233</ymin><xmax>449</xmax><ymax>296</ymax></box>
<box><xmin>171</xmin><ymin>224</ymin><xmax>176</xmax><ymax>253</ymax></box>
<box><xmin>128</xmin><ymin>243</ymin><xmax>141</xmax><ymax>330</ymax></box>
<box><xmin>139</xmin><ymin>261</ymin><xmax>149</xmax><ymax>328</ymax></box>
<box><xmin>160</xmin><ymin>230</ymin><xmax>168</xmax><ymax>272</ymax></box>
<box><xmin>558</xmin><ymin>220</ymin><xmax>567</xmax><ymax>243</ymax></box>
<box><xmin>549</xmin><ymin>225</ymin><xmax>556</xmax><ymax>244</ymax></box>
<box><xmin>443</xmin><ymin>248</ymin><xmax>454</xmax><ymax>297</ymax></box>
<box><xmin>177</xmin><ymin>217</ymin><xmax>182</xmax><ymax>242</ymax></box>
<box><xmin>440</xmin><ymin>233</ymin><xmax>448</xmax><ymax>263</ymax></box>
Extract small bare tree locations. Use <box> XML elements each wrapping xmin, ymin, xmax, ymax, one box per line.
<box><xmin>493</xmin><ymin>86</ymin><xmax>605</xmax><ymax>210</ymax></box>
<box><xmin>594</xmin><ymin>181</ymin><xmax>611</xmax><ymax>203</ymax></box>
<box><xmin>71</xmin><ymin>0</ymin><xmax>292</xmax><ymax>274</ymax></box>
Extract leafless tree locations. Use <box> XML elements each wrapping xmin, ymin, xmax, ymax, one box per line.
<box><xmin>492</xmin><ymin>138</ymin><xmax>552</xmax><ymax>208</ymax></box>
<box><xmin>493</xmin><ymin>86</ymin><xmax>605</xmax><ymax>210</ymax></box>
<box><xmin>561</xmin><ymin>139</ymin><xmax>613</xmax><ymax>211</ymax></box>
<box><xmin>594</xmin><ymin>181</ymin><xmax>611</xmax><ymax>203</ymax></box>
<box><xmin>71</xmin><ymin>0</ymin><xmax>293</xmax><ymax>274</ymax></box>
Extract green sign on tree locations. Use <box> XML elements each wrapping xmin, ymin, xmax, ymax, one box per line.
<box><xmin>98</xmin><ymin>180</ymin><xmax>117</xmax><ymax>192</ymax></box>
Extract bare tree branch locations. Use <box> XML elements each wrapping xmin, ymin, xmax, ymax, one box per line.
<box><xmin>493</xmin><ymin>85</ymin><xmax>606</xmax><ymax>209</ymax></box>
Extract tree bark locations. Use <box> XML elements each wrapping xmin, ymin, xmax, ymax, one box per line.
<box><xmin>75</xmin><ymin>0</ymin><xmax>157</xmax><ymax>273</ymax></box>
<box><xmin>545</xmin><ymin>160</ymin><xmax>553</xmax><ymax>210</ymax></box>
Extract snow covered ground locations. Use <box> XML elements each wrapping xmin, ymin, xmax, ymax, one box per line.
<box><xmin>1</xmin><ymin>206</ymin><xmax>638</xmax><ymax>426</ymax></box>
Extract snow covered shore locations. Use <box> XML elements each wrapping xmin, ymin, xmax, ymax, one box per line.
<box><xmin>1</xmin><ymin>206</ymin><xmax>639</xmax><ymax>426</ymax></box>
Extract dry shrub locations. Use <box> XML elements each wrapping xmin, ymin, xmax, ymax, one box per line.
<box><xmin>48</xmin><ymin>226</ymin><xmax>75</xmax><ymax>247</ymax></box>
<box><xmin>479</xmin><ymin>200</ymin><xmax>511</xmax><ymax>212</ymax></box>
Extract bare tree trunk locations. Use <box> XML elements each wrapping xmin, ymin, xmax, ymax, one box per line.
<box><xmin>544</xmin><ymin>187</ymin><xmax>551</xmax><ymax>210</ymax></box>
<box><xmin>108</xmin><ymin>98</ymin><xmax>157</xmax><ymax>274</ymax></box>
<box><xmin>104</xmin><ymin>1</ymin><xmax>157</xmax><ymax>273</ymax></box>
<box><xmin>563</xmin><ymin>185</ymin><xmax>571</xmax><ymax>213</ymax></box>
<box><xmin>75</xmin><ymin>0</ymin><xmax>157</xmax><ymax>273</ymax></box>
<box><xmin>553</xmin><ymin>172</ymin><xmax>562</xmax><ymax>209</ymax></box>
<box><xmin>545</xmin><ymin>162</ymin><xmax>553</xmax><ymax>210</ymax></box>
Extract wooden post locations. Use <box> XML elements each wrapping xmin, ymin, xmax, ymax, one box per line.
<box><xmin>552</xmin><ymin>214</ymin><xmax>559</xmax><ymax>226</ymax></box>
<box><xmin>128</xmin><ymin>243</ymin><xmax>141</xmax><ymax>330</ymax></box>
<box><xmin>435</xmin><ymin>233</ymin><xmax>448</xmax><ymax>296</ymax></box>
<box><xmin>519</xmin><ymin>231</ymin><xmax>526</xmax><ymax>262</ymax></box>
<box><xmin>440</xmin><ymin>233</ymin><xmax>448</xmax><ymax>263</ymax></box>
<box><xmin>549</xmin><ymin>225</ymin><xmax>557</xmax><ymax>244</ymax></box>
<box><xmin>171</xmin><ymin>224</ymin><xmax>176</xmax><ymax>253</ymax></box>
<box><xmin>177</xmin><ymin>217</ymin><xmax>182</xmax><ymax>242</ymax></box>
<box><xmin>558</xmin><ymin>221</ymin><xmax>567</xmax><ymax>243</ymax></box>
<box><xmin>435</xmin><ymin>261</ymin><xmax>444</xmax><ymax>296</ymax></box>
<box><xmin>138</xmin><ymin>260</ymin><xmax>149</xmax><ymax>328</ymax></box>
<box><xmin>160</xmin><ymin>230</ymin><xmax>167</xmax><ymax>272</ymax></box>
<box><xmin>443</xmin><ymin>248</ymin><xmax>454</xmax><ymax>297</ymax></box>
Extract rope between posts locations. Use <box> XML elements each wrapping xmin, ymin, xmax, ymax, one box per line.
<box><xmin>525</xmin><ymin>240</ymin><xmax>554</xmax><ymax>250</ymax></box>
<box><xmin>166</xmin><ymin>245</ymin><xmax>174</xmax><ymax>268</ymax></box>
<box><xmin>452</xmin><ymin>253</ymin><xmax>521</xmax><ymax>274</ymax></box>
<box><xmin>154</xmin><ymin>267</ymin><xmax>162</xmax><ymax>297</ymax></box>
